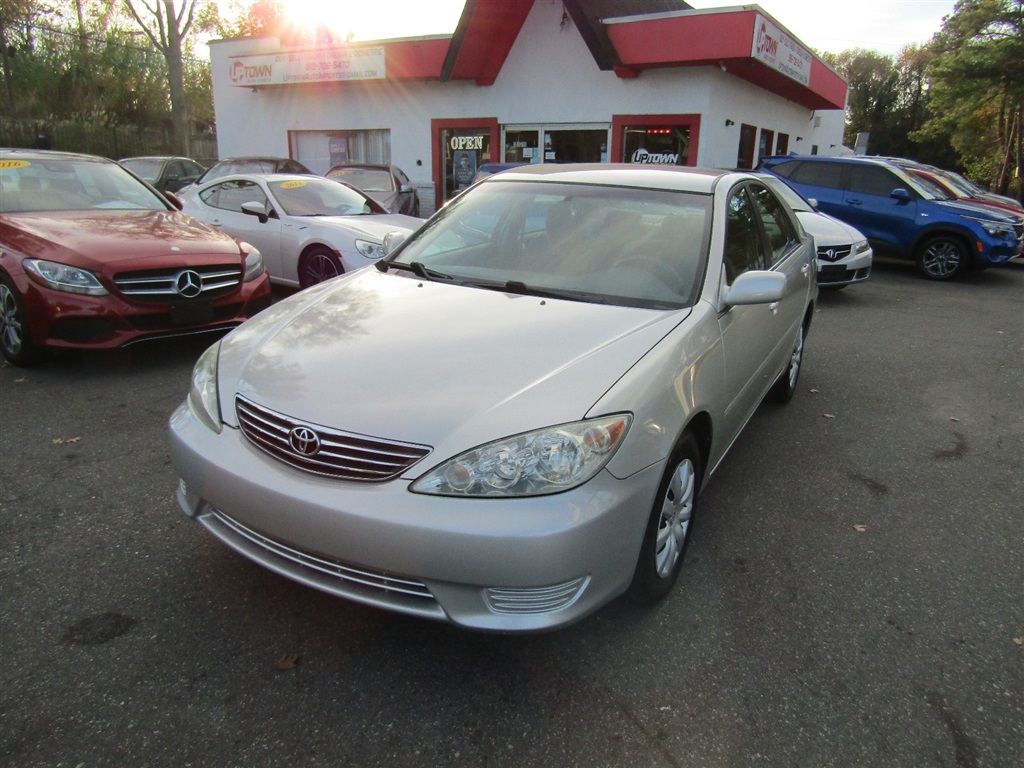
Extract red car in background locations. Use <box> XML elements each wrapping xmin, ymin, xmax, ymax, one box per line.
<box><xmin>0</xmin><ymin>149</ymin><xmax>271</xmax><ymax>366</ymax></box>
<box><xmin>882</xmin><ymin>159</ymin><xmax>1024</xmax><ymax>220</ymax></box>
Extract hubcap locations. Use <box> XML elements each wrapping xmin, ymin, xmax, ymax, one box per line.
<box><xmin>788</xmin><ymin>328</ymin><xmax>804</xmax><ymax>389</ymax></box>
<box><xmin>655</xmin><ymin>458</ymin><xmax>696</xmax><ymax>578</ymax></box>
<box><xmin>305</xmin><ymin>253</ymin><xmax>341</xmax><ymax>285</ymax></box>
<box><xmin>922</xmin><ymin>241</ymin><xmax>961</xmax><ymax>278</ymax></box>
<box><xmin>0</xmin><ymin>284</ymin><xmax>23</xmax><ymax>355</ymax></box>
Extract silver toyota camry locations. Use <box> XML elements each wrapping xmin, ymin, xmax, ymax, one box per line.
<box><xmin>169</xmin><ymin>164</ymin><xmax>817</xmax><ymax>632</ymax></box>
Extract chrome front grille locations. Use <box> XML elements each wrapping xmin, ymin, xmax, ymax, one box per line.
<box><xmin>199</xmin><ymin>508</ymin><xmax>445</xmax><ymax>619</ymax></box>
<box><xmin>235</xmin><ymin>395</ymin><xmax>431</xmax><ymax>481</ymax></box>
<box><xmin>114</xmin><ymin>264</ymin><xmax>242</xmax><ymax>301</ymax></box>
<box><xmin>816</xmin><ymin>244</ymin><xmax>852</xmax><ymax>263</ymax></box>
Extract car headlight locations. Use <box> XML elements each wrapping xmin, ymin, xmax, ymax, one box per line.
<box><xmin>355</xmin><ymin>239</ymin><xmax>385</xmax><ymax>259</ymax></box>
<box><xmin>411</xmin><ymin>414</ymin><xmax>632</xmax><ymax>497</ymax></box>
<box><xmin>188</xmin><ymin>340</ymin><xmax>222</xmax><ymax>433</ymax></box>
<box><xmin>240</xmin><ymin>243</ymin><xmax>265</xmax><ymax>281</ymax></box>
<box><xmin>854</xmin><ymin>239</ymin><xmax>871</xmax><ymax>254</ymax></box>
<box><xmin>23</xmin><ymin>258</ymin><xmax>108</xmax><ymax>296</ymax></box>
<box><xmin>963</xmin><ymin>215</ymin><xmax>1015</xmax><ymax>238</ymax></box>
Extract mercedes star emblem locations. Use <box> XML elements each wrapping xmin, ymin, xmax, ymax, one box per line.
<box><xmin>175</xmin><ymin>270</ymin><xmax>204</xmax><ymax>298</ymax></box>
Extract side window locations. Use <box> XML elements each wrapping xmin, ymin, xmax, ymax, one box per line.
<box><xmin>848</xmin><ymin>165</ymin><xmax>906</xmax><ymax>198</ymax></box>
<box><xmin>204</xmin><ymin>180</ymin><xmax>268</xmax><ymax>213</ymax></box>
<box><xmin>767</xmin><ymin>160</ymin><xmax>798</xmax><ymax>179</ymax></box>
<box><xmin>748</xmin><ymin>184</ymin><xmax>798</xmax><ymax>266</ymax></box>
<box><xmin>167</xmin><ymin>161</ymin><xmax>188</xmax><ymax>179</ymax></box>
<box><xmin>724</xmin><ymin>188</ymin><xmax>766</xmax><ymax>283</ymax></box>
<box><xmin>789</xmin><ymin>161</ymin><xmax>844</xmax><ymax>189</ymax></box>
<box><xmin>198</xmin><ymin>184</ymin><xmax>220</xmax><ymax>207</ymax></box>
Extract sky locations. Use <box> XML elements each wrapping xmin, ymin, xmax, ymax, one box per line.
<box><xmin>260</xmin><ymin>0</ymin><xmax>959</xmax><ymax>56</ymax></box>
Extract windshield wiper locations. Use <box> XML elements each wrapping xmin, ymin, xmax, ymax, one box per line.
<box><xmin>478</xmin><ymin>279</ymin><xmax>607</xmax><ymax>304</ymax></box>
<box><xmin>377</xmin><ymin>260</ymin><xmax>455</xmax><ymax>281</ymax></box>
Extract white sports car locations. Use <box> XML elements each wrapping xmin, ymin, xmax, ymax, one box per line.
<box><xmin>178</xmin><ymin>173</ymin><xmax>422</xmax><ymax>288</ymax></box>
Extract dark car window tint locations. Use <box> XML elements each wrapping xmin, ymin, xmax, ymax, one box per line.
<box><xmin>788</xmin><ymin>161</ymin><xmax>844</xmax><ymax>189</ymax></box>
<box><xmin>724</xmin><ymin>188</ymin><xmax>767</xmax><ymax>282</ymax></box>
<box><xmin>848</xmin><ymin>165</ymin><xmax>907</xmax><ymax>198</ymax></box>
<box><xmin>206</xmin><ymin>180</ymin><xmax>268</xmax><ymax>213</ymax></box>
<box><xmin>748</xmin><ymin>183</ymin><xmax>798</xmax><ymax>266</ymax></box>
<box><xmin>766</xmin><ymin>160</ymin><xmax>799</xmax><ymax>179</ymax></box>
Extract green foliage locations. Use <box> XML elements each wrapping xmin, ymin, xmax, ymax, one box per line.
<box><xmin>0</xmin><ymin>0</ymin><xmax>214</xmax><ymax>154</ymax></box>
<box><xmin>915</xmin><ymin>0</ymin><xmax>1023</xmax><ymax>197</ymax></box>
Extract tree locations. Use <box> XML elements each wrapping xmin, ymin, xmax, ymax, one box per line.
<box><xmin>916</xmin><ymin>0</ymin><xmax>1024</xmax><ymax>198</ymax></box>
<box><xmin>121</xmin><ymin>0</ymin><xmax>209</xmax><ymax>154</ymax></box>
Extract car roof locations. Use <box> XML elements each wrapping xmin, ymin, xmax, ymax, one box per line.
<box><xmin>487</xmin><ymin>163</ymin><xmax>740</xmax><ymax>194</ymax></box>
<box><xmin>0</xmin><ymin>148</ymin><xmax>115</xmax><ymax>164</ymax></box>
<box><xmin>328</xmin><ymin>162</ymin><xmax>391</xmax><ymax>170</ymax></box>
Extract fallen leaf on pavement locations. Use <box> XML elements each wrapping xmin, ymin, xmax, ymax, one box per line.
<box><xmin>275</xmin><ymin>653</ymin><xmax>300</xmax><ymax>670</ymax></box>
<box><xmin>853</xmin><ymin>524</ymin><xmax>867</xmax><ymax>533</ymax></box>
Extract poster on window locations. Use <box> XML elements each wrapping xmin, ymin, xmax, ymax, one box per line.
<box><xmin>453</xmin><ymin>151</ymin><xmax>477</xmax><ymax>191</ymax></box>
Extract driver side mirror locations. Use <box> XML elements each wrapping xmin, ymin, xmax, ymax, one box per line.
<box><xmin>890</xmin><ymin>188</ymin><xmax>911</xmax><ymax>204</ymax></box>
<box><xmin>723</xmin><ymin>271</ymin><xmax>786</xmax><ymax>307</ymax></box>
<box><xmin>240</xmin><ymin>200</ymin><xmax>270</xmax><ymax>224</ymax></box>
<box><xmin>383</xmin><ymin>231</ymin><xmax>408</xmax><ymax>255</ymax></box>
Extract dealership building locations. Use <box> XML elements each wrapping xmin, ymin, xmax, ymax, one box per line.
<box><xmin>209</xmin><ymin>0</ymin><xmax>848</xmax><ymax>214</ymax></box>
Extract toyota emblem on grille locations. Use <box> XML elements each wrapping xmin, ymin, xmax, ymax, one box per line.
<box><xmin>288</xmin><ymin>426</ymin><xmax>321</xmax><ymax>457</ymax></box>
<box><xmin>175</xmin><ymin>270</ymin><xmax>204</xmax><ymax>298</ymax></box>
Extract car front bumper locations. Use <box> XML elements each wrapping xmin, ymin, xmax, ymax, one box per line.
<box><xmin>15</xmin><ymin>271</ymin><xmax>272</xmax><ymax>351</ymax></box>
<box><xmin>168</xmin><ymin>402</ymin><xmax>662</xmax><ymax>632</ymax></box>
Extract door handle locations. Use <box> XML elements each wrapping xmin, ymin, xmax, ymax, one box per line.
<box><xmin>846</xmin><ymin>199</ymin><xmax>863</xmax><ymax>206</ymax></box>
<box><xmin>210</xmin><ymin>219</ymin><xmax>222</xmax><ymax>227</ymax></box>
<box><xmin>801</xmin><ymin>264</ymin><xmax>810</xmax><ymax>276</ymax></box>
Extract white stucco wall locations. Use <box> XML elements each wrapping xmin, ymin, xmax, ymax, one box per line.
<box><xmin>208</xmin><ymin>0</ymin><xmax>846</xmax><ymax>194</ymax></box>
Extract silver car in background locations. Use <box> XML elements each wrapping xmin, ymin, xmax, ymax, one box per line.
<box><xmin>169</xmin><ymin>164</ymin><xmax>817</xmax><ymax>632</ymax></box>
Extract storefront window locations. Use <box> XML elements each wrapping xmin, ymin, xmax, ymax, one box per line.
<box><xmin>289</xmin><ymin>129</ymin><xmax>390</xmax><ymax>174</ymax></box>
<box><xmin>505</xmin><ymin>127</ymin><xmax>607</xmax><ymax>164</ymax></box>
<box><xmin>442</xmin><ymin>128</ymin><xmax>491</xmax><ymax>201</ymax></box>
<box><xmin>505</xmin><ymin>129</ymin><xmax>540</xmax><ymax>164</ymax></box>
<box><xmin>621</xmin><ymin>125</ymin><xmax>690</xmax><ymax>166</ymax></box>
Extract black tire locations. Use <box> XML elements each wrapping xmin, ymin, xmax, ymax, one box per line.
<box><xmin>916</xmin><ymin>235</ymin><xmax>969</xmax><ymax>280</ymax></box>
<box><xmin>769</xmin><ymin>321</ymin><xmax>805</xmax><ymax>404</ymax></box>
<box><xmin>0</xmin><ymin>274</ymin><xmax>45</xmax><ymax>366</ymax></box>
<box><xmin>298</xmin><ymin>246</ymin><xmax>343</xmax><ymax>288</ymax></box>
<box><xmin>628</xmin><ymin>431</ymin><xmax>702</xmax><ymax>603</ymax></box>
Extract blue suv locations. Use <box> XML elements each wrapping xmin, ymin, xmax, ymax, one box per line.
<box><xmin>759</xmin><ymin>155</ymin><xmax>1023</xmax><ymax>280</ymax></box>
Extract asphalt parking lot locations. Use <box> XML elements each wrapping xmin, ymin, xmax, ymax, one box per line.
<box><xmin>1</xmin><ymin>257</ymin><xmax>1022</xmax><ymax>767</ymax></box>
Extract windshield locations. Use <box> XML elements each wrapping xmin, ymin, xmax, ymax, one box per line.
<box><xmin>910</xmin><ymin>172</ymin><xmax>954</xmax><ymax>200</ymax></box>
<box><xmin>120</xmin><ymin>158</ymin><xmax>162</xmax><ymax>183</ymax></box>
<box><xmin>388</xmin><ymin>180</ymin><xmax>711</xmax><ymax>310</ymax></box>
<box><xmin>0</xmin><ymin>155</ymin><xmax>169</xmax><ymax>213</ymax></box>
<box><xmin>269</xmin><ymin>177</ymin><xmax>376</xmax><ymax>216</ymax></box>
<box><xmin>761</xmin><ymin>176</ymin><xmax>813</xmax><ymax>212</ymax></box>
<box><xmin>326</xmin><ymin>167</ymin><xmax>394</xmax><ymax>192</ymax></box>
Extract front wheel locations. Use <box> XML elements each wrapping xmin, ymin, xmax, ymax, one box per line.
<box><xmin>0</xmin><ymin>275</ymin><xmax>45</xmax><ymax>366</ymax></box>
<box><xmin>299</xmin><ymin>247</ymin><xmax>343</xmax><ymax>288</ymax></box>
<box><xmin>628</xmin><ymin>432</ymin><xmax>702</xmax><ymax>603</ymax></box>
<box><xmin>769</xmin><ymin>322</ymin><xmax>805</xmax><ymax>404</ymax></box>
<box><xmin>916</xmin><ymin>235</ymin><xmax>969</xmax><ymax>280</ymax></box>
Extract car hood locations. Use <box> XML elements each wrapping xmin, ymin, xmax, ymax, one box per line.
<box><xmin>933</xmin><ymin>198</ymin><xmax>1019</xmax><ymax>221</ymax></box>
<box><xmin>795</xmin><ymin>210</ymin><xmax>866</xmax><ymax>247</ymax></box>
<box><xmin>1</xmin><ymin>210</ymin><xmax>241</xmax><ymax>269</ymax></box>
<box><xmin>218</xmin><ymin>268</ymin><xmax>686</xmax><ymax>460</ymax></box>
<box><xmin>305</xmin><ymin>213</ymin><xmax>421</xmax><ymax>242</ymax></box>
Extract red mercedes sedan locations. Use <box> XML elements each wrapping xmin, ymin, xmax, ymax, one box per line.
<box><xmin>0</xmin><ymin>149</ymin><xmax>271</xmax><ymax>366</ymax></box>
